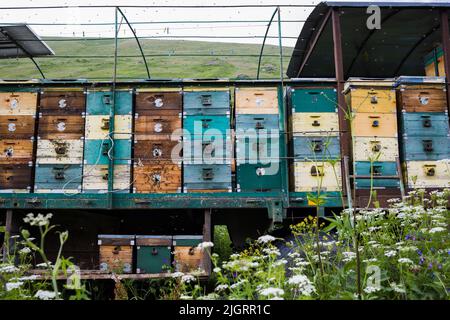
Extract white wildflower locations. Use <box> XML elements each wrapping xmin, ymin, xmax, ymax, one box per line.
<box><xmin>0</xmin><ymin>264</ymin><xmax>19</xmax><ymax>273</ymax></box>
<box><xmin>18</xmin><ymin>275</ymin><xmax>38</xmax><ymax>281</ymax></box>
<box><xmin>273</xmin><ymin>259</ymin><xmax>288</xmax><ymax>266</ymax></box>
<box><xmin>213</xmin><ymin>267</ymin><xmax>221</xmax><ymax>273</ymax></box>
<box><xmin>342</xmin><ymin>251</ymin><xmax>356</xmax><ymax>262</ymax></box>
<box><xmin>390</xmin><ymin>282</ymin><xmax>406</xmax><ymax>293</ymax></box>
<box><xmin>181</xmin><ymin>274</ymin><xmax>196</xmax><ymax>284</ymax></box>
<box><xmin>230</xmin><ymin>279</ymin><xmax>248</xmax><ymax>289</ymax></box>
<box><xmin>384</xmin><ymin>250</ymin><xmax>397</xmax><ymax>258</ymax></box>
<box><xmin>287</xmin><ymin>275</ymin><xmax>316</xmax><ymax>296</ymax></box>
<box><xmin>34</xmin><ymin>290</ymin><xmax>57</xmax><ymax>300</ymax></box>
<box><xmin>269</xmin><ymin>297</ymin><xmax>284</xmax><ymax>300</ymax></box>
<box><xmin>364</xmin><ymin>286</ymin><xmax>381</xmax><ymax>294</ymax></box>
<box><xmin>259</xmin><ymin>287</ymin><xmax>284</xmax><ymax>297</ymax></box>
<box><xmin>36</xmin><ymin>262</ymin><xmax>52</xmax><ymax>268</ymax></box>
<box><xmin>23</xmin><ymin>213</ymin><xmax>53</xmax><ymax>226</ymax></box>
<box><xmin>362</xmin><ymin>258</ymin><xmax>378</xmax><ymax>263</ymax></box>
<box><xmin>197</xmin><ymin>241</ymin><xmax>214</xmax><ymax>249</ymax></box>
<box><xmin>398</xmin><ymin>258</ymin><xmax>413</xmax><ymax>264</ymax></box>
<box><xmin>10</xmin><ymin>235</ymin><xmax>20</xmax><ymax>239</ymax></box>
<box><xmin>6</xmin><ymin>281</ymin><xmax>23</xmax><ymax>291</ymax></box>
<box><xmin>19</xmin><ymin>247</ymin><xmax>31</xmax><ymax>254</ymax></box>
<box><xmin>262</xmin><ymin>248</ymin><xmax>280</xmax><ymax>256</ymax></box>
<box><xmin>180</xmin><ymin>295</ymin><xmax>193</xmax><ymax>300</ymax></box>
<box><xmin>170</xmin><ymin>271</ymin><xmax>184</xmax><ymax>278</ymax></box>
<box><xmin>215</xmin><ymin>284</ymin><xmax>229</xmax><ymax>292</ymax></box>
<box><xmin>428</xmin><ymin>227</ymin><xmax>446</xmax><ymax>234</ymax></box>
<box><xmin>257</xmin><ymin>235</ymin><xmax>276</xmax><ymax>244</ymax></box>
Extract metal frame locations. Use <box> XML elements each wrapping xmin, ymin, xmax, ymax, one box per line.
<box><xmin>256</xmin><ymin>7</ymin><xmax>279</xmax><ymax>79</ymax></box>
<box><xmin>441</xmin><ymin>9</ymin><xmax>450</xmax><ymax>116</ymax></box>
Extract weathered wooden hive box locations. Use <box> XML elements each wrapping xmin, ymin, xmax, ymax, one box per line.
<box><xmin>173</xmin><ymin>235</ymin><xmax>204</xmax><ymax>273</ymax></box>
<box><xmin>133</xmin><ymin>88</ymin><xmax>182</xmax><ymax>193</ymax></box>
<box><xmin>289</xmin><ymin>86</ymin><xmax>341</xmax><ymax>194</ymax></box>
<box><xmin>136</xmin><ymin>236</ymin><xmax>172</xmax><ymax>274</ymax></box>
<box><xmin>395</xmin><ymin>76</ymin><xmax>450</xmax><ymax>189</ymax></box>
<box><xmin>235</xmin><ymin>86</ymin><xmax>282</xmax><ymax>192</ymax></box>
<box><xmin>0</xmin><ymin>89</ymin><xmax>38</xmax><ymax>193</ymax></box>
<box><xmin>424</xmin><ymin>46</ymin><xmax>445</xmax><ymax>77</ymax></box>
<box><xmin>98</xmin><ymin>235</ymin><xmax>135</xmax><ymax>274</ymax></box>
<box><xmin>35</xmin><ymin>89</ymin><xmax>86</xmax><ymax>193</ymax></box>
<box><xmin>83</xmin><ymin>90</ymin><xmax>132</xmax><ymax>193</ymax></box>
<box><xmin>183</xmin><ymin>88</ymin><xmax>232</xmax><ymax>192</ymax></box>
<box><xmin>345</xmin><ymin>79</ymin><xmax>400</xmax><ymax>190</ymax></box>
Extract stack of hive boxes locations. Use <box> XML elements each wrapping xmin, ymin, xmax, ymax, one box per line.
<box><xmin>0</xmin><ymin>89</ymin><xmax>38</xmax><ymax>193</ymax></box>
<box><xmin>35</xmin><ymin>89</ymin><xmax>85</xmax><ymax>193</ymax></box>
<box><xmin>235</xmin><ymin>87</ymin><xmax>282</xmax><ymax>192</ymax></box>
<box><xmin>183</xmin><ymin>88</ymin><xmax>232</xmax><ymax>192</ymax></box>
<box><xmin>83</xmin><ymin>90</ymin><xmax>132</xmax><ymax>193</ymax></box>
<box><xmin>290</xmin><ymin>86</ymin><xmax>342</xmax><ymax>194</ymax></box>
<box><xmin>345</xmin><ymin>79</ymin><xmax>400</xmax><ymax>189</ymax></box>
<box><xmin>396</xmin><ymin>76</ymin><xmax>450</xmax><ymax>189</ymax></box>
<box><xmin>133</xmin><ymin>89</ymin><xmax>182</xmax><ymax>193</ymax></box>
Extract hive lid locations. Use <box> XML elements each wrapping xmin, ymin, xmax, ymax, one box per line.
<box><xmin>344</xmin><ymin>78</ymin><xmax>396</xmax><ymax>93</ymax></box>
<box><xmin>136</xmin><ymin>235</ymin><xmax>172</xmax><ymax>246</ymax></box>
<box><xmin>394</xmin><ymin>76</ymin><xmax>446</xmax><ymax>87</ymax></box>
<box><xmin>97</xmin><ymin>234</ymin><xmax>135</xmax><ymax>246</ymax></box>
<box><xmin>173</xmin><ymin>235</ymin><xmax>203</xmax><ymax>246</ymax></box>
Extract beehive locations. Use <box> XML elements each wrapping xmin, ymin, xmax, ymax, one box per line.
<box><xmin>82</xmin><ymin>165</ymin><xmax>130</xmax><ymax>193</ymax></box>
<box><xmin>291</xmin><ymin>112</ymin><xmax>339</xmax><ymax>135</ymax></box>
<box><xmin>183</xmin><ymin>88</ymin><xmax>232</xmax><ymax>192</ymax></box>
<box><xmin>290</xmin><ymin>87</ymin><xmax>337</xmax><ymax>113</ymax></box>
<box><xmin>0</xmin><ymin>164</ymin><xmax>32</xmax><ymax>193</ymax></box>
<box><xmin>173</xmin><ymin>235</ymin><xmax>204</xmax><ymax>273</ymax></box>
<box><xmin>354</xmin><ymin>161</ymin><xmax>400</xmax><ymax>189</ymax></box>
<box><xmin>135</xmin><ymin>89</ymin><xmax>182</xmax><ymax>116</ymax></box>
<box><xmin>0</xmin><ymin>140</ymin><xmax>34</xmax><ymax>164</ymax></box>
<box><xmin>405</xmin><ymin>161</ymin><xmax>450</xmax><ymax>188</ymax></box>
<box><xmin>34</xmin><ymin>164</ymin><xmax>83</xmax><ymax>193</ymax></box>
<box><xmin>133</xmin><ymin>163</ymin><xmax>182</xmax><ymax>193</ymax></box>
<box><xmin>293</xmin><ymin>136</ymin><xmax>340</xmax><ymax>161</ymax></box>
<box><xmin>36</xmin><ymin>139</ymin><xmax>84</xmax><ymax>164</ymax></box>
<box><xmin>293</xmin><ymin>161</ymin><xmax>342</xmax><ymax>192</ymax></box>
<box><xmin>235</xmin><ymin>87</ymin><xmax>279</xmax><ymax>114</ymax></box>
<box><xmin>98</xmin><ymin>235</ymin><xmax>135</xmax><ymax>274</ymax></box>
<box><xmin>352</xmin><ymin>137</ymin><xmax>399</xmax><ymax>162</ymax></box>
<box><xmin>136</xmin><ymin>236</ymin><xmax>172</xmax><ymax>274</ymax></box>
<box><xmin>0</xmin><ymin>92</ymin><xmax>38</xmax><ymax>115</ymax></box>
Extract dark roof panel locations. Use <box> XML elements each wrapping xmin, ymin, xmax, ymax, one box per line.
<box><xmin>0</xmin><ymin>25</ymin><xmax>54</xmax><ymax>59</ymax></box>
<box><xmin>287</xmin><ymin>2</ymin><xmax>448</xmax><ymax>78</ymax></box>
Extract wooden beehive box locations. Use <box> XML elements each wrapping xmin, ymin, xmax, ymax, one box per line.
<box><xmin>289</xmin><ymin>87</ymin><xmax>337</xmax><ymax>113</ymax></box>
<box><xmin>135</xmin><ymin>89</ymin><xmax>182</xmax><ymax>116</ymax></box>
<box><xmin>236</xmin><ymin>163</ymin><xmax>282</xmax><ymax>192</ymax></box>
<box><xmin>235</xmin><ymin>87</ymin><xmax>279</xmax><ymax>114</ymax></box>
<box><xmin>36</xmin><ymin>139</ymin><xmax>84</xmax><ymax>164</ymax></box>
<box><xmin>134</xmin><ymin>140</ymin><xmax>180</xmax><ymax>163</ymax></box>
<box><xmin>183</xmin><ymin>164</ymin><xmax>232</xmax><ymax>192</ymax></box>
<box><xmin>0</xmin><ymin>92</ymin><xmax>37</xmax><ymax>115</ymax></box>
<box><xmin>86</xmin><ymin>90</ymin><xmax>132</xmax><ymax>115</ymax></box>
<box><xmin>405</xmin><ymin>160</ymin><xmax>450</xmax><ymax>188</ymax></box>
<box><xmin>39</xmin><ymin>90</ymin><xmax>86</xmax><ymax>115</ymax></box>
<box><xmin>401</xmin><ymin>135</ymin><xmax>450</xmax><ymax>161</ymax></box>
<box><xmin>134</xmin><ymin>115</ymin><xmax>181</xmax><ymax>141</ymax></box>
<box><xmin>293</xmin><ymin>136</ymin><xmax>341</xmax><ymax>161</ymax></box>
<box><xmin>292</xmin><ymin>112</ymin><xmax>339</xmax><ymax>135</ymax></box>
<box><xmin>173</xmin><ymin>235</ymin><xmax>204</xmax><ymax>273</ymax></box>
<box><xmin>83</xmin><ymin>139</ymin><xmax>131</xmax><ymax>165</ymax></box>
<box><xmin>0</xmin><ymin>139</ymin><xmax>34</xmax><ymax>164</ymax></box>
<box><xmin>0</xmin><ymin>164</ymin><xmax>32</xmax><ymax>192</ymax></box>
<box><xmin>352</xmin><ymin>137</ymin><xmax>399</xmax><ymax>162</ymax></box>
<box><xmin>98</xmin><ymin>235</ymin><xmax>135</xmax><ymax>274</ymax></box>
<box><xmin>37</xmin><ymin>115</ymin><xmax>85</xmax><ymax>140</ymax></box>
<box><xmin>352</xmin><ymin>113</ymin><xmax>398</xmax><ymax>137</ymax></box>
<box><xmin>354</xmin><ymin>161</ymin><xmax>399</xmax><ymax>189</ymax></box>
<box><xmin>0</xmin><ymin>115</ymin><xmax>36</xmax><ymax>139</ymax></box>
<box><xmin>343</xmin><ymin>80</ymin><xmax>396</xmax><ymax>113</ymax></box>
<box><xmin>82</xmin><ymin>164</ymin><xmax>130</xmax><ymax>193</ymax></box>
<box><xmin>34</xmin><ymin>163</ymin><xmax>83</xmax><ymax>193</ymax></box>
<box><xmin>293</xmin><ymin>161</ymin><xmax>342</xmax><ymax>192</ymax></box>
<box><xmin>183</xmin><ymin>88</ymin><xmax>230</xmax><ymax>116</ymax></box>
<box><xmin>133</xmin><ymin>163</ymin><xmax>182</xmax><ymax>193</ymax></box>
<box><xmin>400</xmin><ymin>112</ymin><xmax>450</xmax><ymax>137</ymax></box>
<box><xmin>395</xmin><ymin>76</ymin><xmax>447</xmax><ymax>113</ymax></box>
<box><xmin>136</xmin><ymin>236</ymin><xmax>172</xmax><ymax>274</ymax></box>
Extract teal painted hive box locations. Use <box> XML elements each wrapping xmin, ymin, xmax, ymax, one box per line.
<box><xmin>136</xmin><ymin>236</ymin><xmax>172</xmax><ymax>274</ymax></box>
<box><xmin>86</xmin><ymin>90</ymin><xmax>132</xmax><ymax>115</ymax></box>
<box><xmin>290</xmin><ymin>87</ymin><xmax>337</xmax><ymax>113</ymax></box>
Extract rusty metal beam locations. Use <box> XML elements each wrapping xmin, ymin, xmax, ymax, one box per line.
<box><xmin>331</xmin><ymin>8</ymin><xmax>351</xmax><ymax>198</ymax></box>
<box><xmin>441</xmin><ymin>9</ymin><xmax>450</xmax><ymax>116</ymax></box>
<box><xmin>296</xmin><ymin>8</ymin><xmax>332</xmax><ymax>78</ymax></box>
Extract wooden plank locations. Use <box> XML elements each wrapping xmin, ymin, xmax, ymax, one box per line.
<box><xmin>0</xmin><ymin>92</ymin><xmax>37</xmax><ymax>115</ymax></box>
<box><xmin>347</xmin><ymin>88</ymin><xmax>396</xmax><ymax>113</ymax></box>
<box><xmin>99</xmin><ymin>245</ymin><xmax>133</xmax><ymax>273</ymax></box>
<box><xmin>134</xmin><ymin>115</ymin><xmax>181</xmax><ymax>141</ymax></box>
<box><xmin>235</xmin><ymin>87</ymin><xmax>278</xmax><ymax>114</ymax></box>
<box><xmin>0</xmin><ymin>139</ymin><xmax>33</xmax><ymax>164</ymax></box>
<box><xmin>134</xmin><ymin>140</ymin><xmax>180</xmax><ymax>163</ymax></box>
<box><xmin>38</xmin><ymin>115</ymin><xmax>85</xmax><ymax>140</ymax></box>
<box><xmin>405</xmin><ymin>161</ymin><xmax>450</xmax><ymax>188</ymax></box>
<box><xmin>352</xmin><ymin>137</ymin><xmax>399</xmax><ymax>162</ymax></box>
<box><xmin>398</xmin><ymin>87</ymin><xmax>447</xmax><ymax>112</ymax></box>
<box><xmin>36</xmin><ymin>139</ymin><xmax>84</xmax><ymax>164</ymax></box>
<box><xmin>352</xmin><ymin>113</ymin><xmax>398</xmax><ymax>137</ymax></box>
<box><xmin>40</xmin><ymin>91</ymin><xmax>86</xmax><ymax>115</ymax></box>
<box><xmin>135</xmin><ymin>91</ymin><xmax>182</xmax><ymax>115</ymax></box>
<box><xmin>293</xmin><ymin>161</ymin><xmax>342</xmax><ymax>192</ymax></box>
<box><xmin>133</xmin><ymin>163</ymin><xmax>181</xmax><ymax>193</ymax></box>
<box><xmin>0</xmin><ymin>115</ymin><xmax>36</xmax><ymax>139</ymax></box>
<box><xmin>0</xmin><ymin>164</ymin><xmax>32</xmax><ymax>190</ymax></box>
<box><xmin>292</xmin><ymin>112</ymin><xmax>339</xmax><ymax>135</ymax></box>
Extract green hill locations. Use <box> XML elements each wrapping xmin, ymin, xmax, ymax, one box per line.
<box><xmin>0</xmin><ymin>38</ymin><xmax>293</xmax><ymax>80</ymax></box>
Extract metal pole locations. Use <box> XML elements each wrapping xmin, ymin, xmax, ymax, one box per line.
<box><xmin>256</xmin><ymin>8</ymin><xmax>278</xmax><ymax>79</ymax></box>
<box><xmin>440</xmin><ymin>9</ymin><xmax>450</xmax><ymax>116</ymax></box>
<box><xmin>2</xmin><ymin>210</ymin><xmax>13</xmax><ymax>263</ymax></box>
<box><xmin>202</xmin><ymin>209</ymin><xmax>212</xmax><ymax>275</ymax></box>
<box><xmin>108</xmin><ymin>7</ymin><xmax>119</xmax><ymax>208</ymax></box>
<box><xmin>116</xmin><ymin>7</ymin><xmax>151</xmax><ymax>79</ymax></box>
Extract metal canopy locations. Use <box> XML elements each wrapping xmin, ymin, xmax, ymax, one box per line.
<box><xmin>0</xmin><ymin>24</ymin><xmax>54</xmax><ymax>59</ymax></box>
<box><xmin>287</xmin><ymin>1</ymin><xmax>450</xmax><ymax>78</ymax></box>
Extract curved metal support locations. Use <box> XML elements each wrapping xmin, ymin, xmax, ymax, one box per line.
<box><xmin>394</xmin><ymin>24</ymin><xmax>440</xmax><ymax>75</ymax></box>
<box><xmin>256</xmin><ymin>7</ymin><xmax>278</xmax><ymax>79</ymax></box>
<box><xmin>0</xmin><ymin>29</ymin><xmax>46</xmax><ymax>79</ymax></box>
<box><xmin>29</xmin><ymin>56</ymin><xmax>46</xmax><ymax>79</ymax></box>
<box><xmin>117</xmin><ymin>7</ymin><xmax>151</xmax><ymax>79</ymax></box>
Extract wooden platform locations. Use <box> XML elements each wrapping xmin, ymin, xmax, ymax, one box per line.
<box><xmin>28</xmin><ymin>269</ymin><xmax>209</xmax><ymax>280</ymax></box>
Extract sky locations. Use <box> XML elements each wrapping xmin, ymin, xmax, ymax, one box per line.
<box><xmin>0</xmin><ymin>0</ymin><xmax>448</xmax><ymax>47</ymax></box>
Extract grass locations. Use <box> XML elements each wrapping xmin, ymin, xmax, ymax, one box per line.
<box><xmin>0</xmin><ymin>38</ymin><xmax>293</xmax><ymax>80</ymax></box>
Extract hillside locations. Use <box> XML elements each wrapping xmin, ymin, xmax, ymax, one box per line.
<box><xmin>0</xmin><ymin>38</ymin><xmax>294</xmax><ymax>80</ymax></box>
